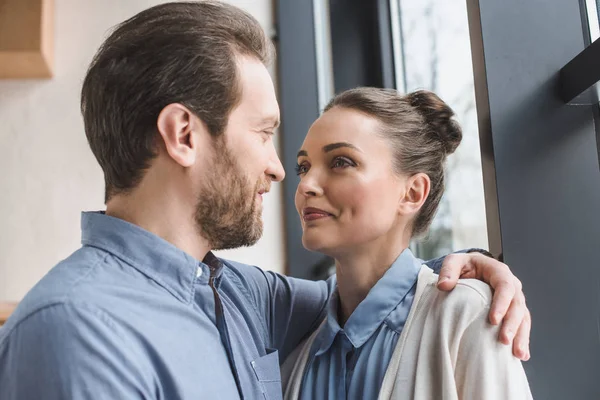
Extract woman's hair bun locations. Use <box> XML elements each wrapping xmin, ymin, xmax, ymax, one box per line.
<box><xmin>406</xmin><ymin>90</ymin><xmax>462</xmax><ymax>155</ymax></box>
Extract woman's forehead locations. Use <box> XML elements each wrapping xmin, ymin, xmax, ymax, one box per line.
<box><xmin>305</xmin><ymin>108</ymin><xmax>382</xmax><ymax>145</ymax></box>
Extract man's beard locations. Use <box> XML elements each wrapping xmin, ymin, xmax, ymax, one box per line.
<box><xmin>195</xmin><ymin>139</ymin><xmax>265</xmax><ymax>250</ymax></box>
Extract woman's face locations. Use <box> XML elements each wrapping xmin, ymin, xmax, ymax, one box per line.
<box><xmin>294</xmin><ymin>107</ymin><xmax>408</xmax><ymax>256</ymax></box>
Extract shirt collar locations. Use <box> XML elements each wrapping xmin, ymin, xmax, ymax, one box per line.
<box><xmin>314</xmin><ymin>248</ymin><xmax>421</xmax><ymax>355</ymax></box>
<box><xmin>80</xmin><ymin>211</ymin><xmax>217</xmax><ymax>304</ymax></box>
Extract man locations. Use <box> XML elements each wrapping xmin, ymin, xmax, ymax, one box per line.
<box><xmin>0</xmin><ymin>2</ymin><xmax>530</xmax><ymax>399</ymax></box>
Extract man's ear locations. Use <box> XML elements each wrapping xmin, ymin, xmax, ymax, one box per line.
<box><xmin>398</xmin><ymin>173</ymin><xmax>431</xmax><ymax>216</ymax></box>
<box><xmin>156</xmin><ymin>103</ymin><xmax>205</xmax><ymax>167</ymax></box>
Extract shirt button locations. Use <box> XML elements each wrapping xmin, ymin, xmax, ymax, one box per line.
<box><xmin>196</xmin><ymin>267</ymin><xmax>203</xmax><ymax>278</ymax></box>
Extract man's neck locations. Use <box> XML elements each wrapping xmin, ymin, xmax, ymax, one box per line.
<box><xmin>106</xmin><ymin>190</ymin><xmax>211</xmax><ymax>262</ymax></box>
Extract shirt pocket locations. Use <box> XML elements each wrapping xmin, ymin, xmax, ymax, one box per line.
<box><xmin>251</xmin><ymin>348</ymin><xmax>282</xmax><ymax>400</ymax></box>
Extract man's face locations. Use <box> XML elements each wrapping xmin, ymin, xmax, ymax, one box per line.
<box><xmin>195</xmin><ymin>56</ymin><xmax>284</xmax><ymax>250</ymax></box>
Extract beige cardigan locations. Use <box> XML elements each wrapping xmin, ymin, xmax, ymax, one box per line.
<box><xmin>283</xmin><ymin>266</ymin><xmax>533</xmax><ymax>400</ymax></box>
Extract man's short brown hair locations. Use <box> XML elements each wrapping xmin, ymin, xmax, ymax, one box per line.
<box><xmin>81</xmin><ymin>1</ymin><xmax>273</xmax><ymax>202</ymax></box>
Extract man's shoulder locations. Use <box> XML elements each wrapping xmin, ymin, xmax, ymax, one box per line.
<box><xmin>218</xmin><ymin>258</ymin><xmax>276</xmax><ymax>302</ymax></box>
<box><xmin>219</xmin><ymin>257</ymin><xmax>284</xmax><ymax>290</ymax></box>
<box><xmin>219</xmin><ymin>257</ymin><xmax>257</xmax><ymax>271</ymax></box>
<box><xmin>220</xmin><ymin>257</ymin><xmax>274</xmax><ymax>277</ymax></box>
<box><xmin>218</xmin><ymin>257</ymin><xmax>330</xmax><ymax>309</ymax></box>
<box><xmin>0</xmin><ymin>299</ymin><xmax>118</xmax><ymax>355</ymax></box>
<box><xmin>1</xmin><ymin>247</ymin><xmax>118</xmax><ymax>338</ymax></box>
<box><xmin>219</xmin><ymin>257</ymin><xmax>328</xmax><ymax>294</ymax></box>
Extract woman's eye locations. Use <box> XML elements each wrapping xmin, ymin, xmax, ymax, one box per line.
<box><xmin>295</xmin><ymin>163</ymin><xmax>309</xmax><ymax>175</ymax></box>
<box><xmin>332</xmin><ymin>157</ymin><xmax>354</xmax><ymax>169</ymax></box>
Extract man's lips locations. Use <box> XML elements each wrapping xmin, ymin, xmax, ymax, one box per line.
<box><xmin>302</xmin><ymin>207</ymin><xmax>333</xmax><ymax>222</ymax></box>
<box><xmin>257</xmin><ymin>188</ymin><xmax>269</xmax><ymax>202</ymax></box>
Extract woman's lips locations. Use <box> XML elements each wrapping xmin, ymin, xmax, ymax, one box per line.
<box><xmin>302</xmin><ymin>207</ymin><xmax>333</xmax><ymax>222</ymax></box>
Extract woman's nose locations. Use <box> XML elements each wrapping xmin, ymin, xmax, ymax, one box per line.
<box><xmin>297</xmin><ymin>173</ymin><xmax>323</xmax><ymax>197</ymax></box>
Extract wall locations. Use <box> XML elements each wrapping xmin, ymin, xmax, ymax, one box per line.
<box><xmin>0</xmin><ymin>0</ymin><xmax>284</xmax><ymax>302</ymax></box>
<box><xmin>468</xmin><ymin>0</ymin><xmax>600</xmax><ymax>396</ymax></box>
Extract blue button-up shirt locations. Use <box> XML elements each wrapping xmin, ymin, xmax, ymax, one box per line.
<box><xmin>299</xmin><ymin>249</ymin><xmax>422</xmax><ymax>400</ymax></box>
<box><xmin>0</xmin><ymin>212</ymin><xmax>333</xmax><ymax>400</ymax></box>
<box><xmin>0</xmin><ymin>212</ymin><xmax>449</xmax><ymax>400</ymax></box>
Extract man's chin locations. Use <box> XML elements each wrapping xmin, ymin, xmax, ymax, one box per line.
<box><xmin>247</xmin><ymin>224</ymin><xmax>263</xmax><ymax>246</ymax></box>
<box><xmin>212</xmin><ymin>224</ymin><xmax>263</xmax><ymax>250</ymax></box>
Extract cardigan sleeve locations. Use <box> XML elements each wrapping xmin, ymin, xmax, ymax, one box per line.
<box><xmin>454</xmin><ymin>307</ymin><xmax>533</xmax><ymax>400</ymax></box>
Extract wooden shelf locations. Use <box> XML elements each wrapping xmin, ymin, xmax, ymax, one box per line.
<box><xmin>0</xmin><ymin>302</ymin><xmax>17</xmax><ymax>325</ymax></box>
<box><xmin>0</xmin><ymin>0</ymin><xmax>54</xmax><ymax>79</ymax></box>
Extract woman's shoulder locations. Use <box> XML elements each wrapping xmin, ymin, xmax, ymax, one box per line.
<box><xmin>384</xmin><ymin>267</ymin><xmax>532</xmax><ymax>400</ymax></box>
<box><xmin>416</xmin><ymin>267</ymin><xmax>492</xmax><ymax>323</ymax></box>
<box><xmin>451</xmin><ymin>278</ymin><xmax>493</xmax><ymax>308</ymax></box>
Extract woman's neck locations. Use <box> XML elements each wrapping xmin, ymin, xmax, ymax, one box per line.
<box><xmin>333</xmin><ymin>235</ymin><xmax>410</xmax><ymax>326</ymax></box>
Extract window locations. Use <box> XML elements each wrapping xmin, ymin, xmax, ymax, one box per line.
<box><xmin>393</xmin><ymin>0</ymin><xmax>489</xmax><ymax>259</ymax></box>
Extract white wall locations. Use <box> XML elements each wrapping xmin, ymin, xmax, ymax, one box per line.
<box><xmin>0</xmin><ymin>0</ymin><xmax>284</xmax><ymax>302</ymax></box>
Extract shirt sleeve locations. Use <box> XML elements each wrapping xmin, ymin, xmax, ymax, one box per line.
<box><xmin>0</xmin><ymin>302</ymin><xmax>154</xmax><ymax>400</ymax></box>
<box><xmin>240</xmin><ymin>248</ymin><xmax>489</xmax><ymax>361</ymax></box>
<box><xmin>455</xmin><ymin>308</ymin><xmax>533</xmax><ymax>400</ymax></box>
<box><xmin>237</xmin><ymin>265</ymin><xmax>335</xmax><ymax>362</ymax></box>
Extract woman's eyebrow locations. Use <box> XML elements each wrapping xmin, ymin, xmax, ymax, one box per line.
<box><xmin>297</xmin><ymin>142</ymin><xmax>361</xmax><ymax>158</ymax></box>
<box><xmin>297</xmin><ymin>149</ymin><xmax>308</xmax><ymax>158</ymax></box>
<box><xmin>322</xmin><ymin>142</ymin><xmax>361</xmax><ymax>153</ymax></box>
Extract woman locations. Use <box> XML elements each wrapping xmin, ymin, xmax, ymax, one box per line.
<box><xmin>283</xmin><ymin>88</ymin><xmax>532</xmax><ymax>399</ymax></box>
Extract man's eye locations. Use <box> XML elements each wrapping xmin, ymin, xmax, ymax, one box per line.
<box><xmin>260</xmin><ymin>131</ymin><xmax>274</xmax><ymax>141</ymax></box>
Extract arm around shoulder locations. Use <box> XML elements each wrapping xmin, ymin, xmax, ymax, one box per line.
<box><xmin>382</xmin><ymin>273</ymin><xmax>533</xmax><ymax>400</ymax></box>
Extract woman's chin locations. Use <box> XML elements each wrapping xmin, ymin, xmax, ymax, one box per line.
<box><xmin>302</xmin><ymin>232</ymin><xmax>326</xmax><ymax>253</ymax></box>
<box><xmin>302</xmin><ymin>233</ymin><xmax>335</xmax><ymax>255</ymax></box>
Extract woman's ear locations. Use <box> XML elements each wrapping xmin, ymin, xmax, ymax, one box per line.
<box><xmin>398</xmin><ymin>173</ymin><xmax>431</xmax><ymax>216</ymax></box>
<box><xmin>156</xmin><ymin>103</ymin><xmax>205</xmax><ymax>167</ymax></box>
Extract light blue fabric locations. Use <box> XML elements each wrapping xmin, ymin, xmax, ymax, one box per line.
<box><xmin>0</xmin><ymin>212</ymin><xmax>332</xmax><ymax>400</ymax></box>
<box><xmin>299</xmin><ymin>249</ymin><xmax>422</xmax><ymax>400</ymax></box>
<box><xmin>0</xmin><ymin>212</ymin><xmax>456</xmax><ymax>400</ymax></box>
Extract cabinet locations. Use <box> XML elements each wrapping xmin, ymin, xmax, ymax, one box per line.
<box><xmin>0</xmin><ymin>0</ymin><xmax>53</xmax><ymax>78</ymax></box>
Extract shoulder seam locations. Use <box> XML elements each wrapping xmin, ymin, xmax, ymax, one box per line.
<box><xmin>455</xmin><ymin>280</ymin><xmax>492</xmax><ymax>304</ymax></box>
<box><xmin>0</xmin><ymin>251</ymin><xmax>109</xmax><ymax>346</ymax></box>
<box><xmin>0</xmin><ymin>297</ymin><xmax>124</xmax><ymax>351</ymax></box>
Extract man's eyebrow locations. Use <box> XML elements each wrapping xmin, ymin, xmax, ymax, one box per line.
<box><xmin>296</xmin><ymin>142</ymin><xmax>361</xmax><ymax>158</ymax></box>
<box><xmin>259</xmin><ymin>116</ymin><xmax>280</xmax><ymax>129</ymax></box>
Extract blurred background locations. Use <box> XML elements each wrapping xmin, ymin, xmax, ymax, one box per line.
<box><xmin>0</xmin><ymin>0</ymin><xmax>487</xmax><ymax>300</ymax></box>
<box><xmin>2</xmin><ymin>0</ymin><xmax>600</xmax><ymax>398</ymax></box>
<box><xmin>0</xmin><ymin>0</ymin><xmax>284</xmax><ymax>303</ymax></box>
